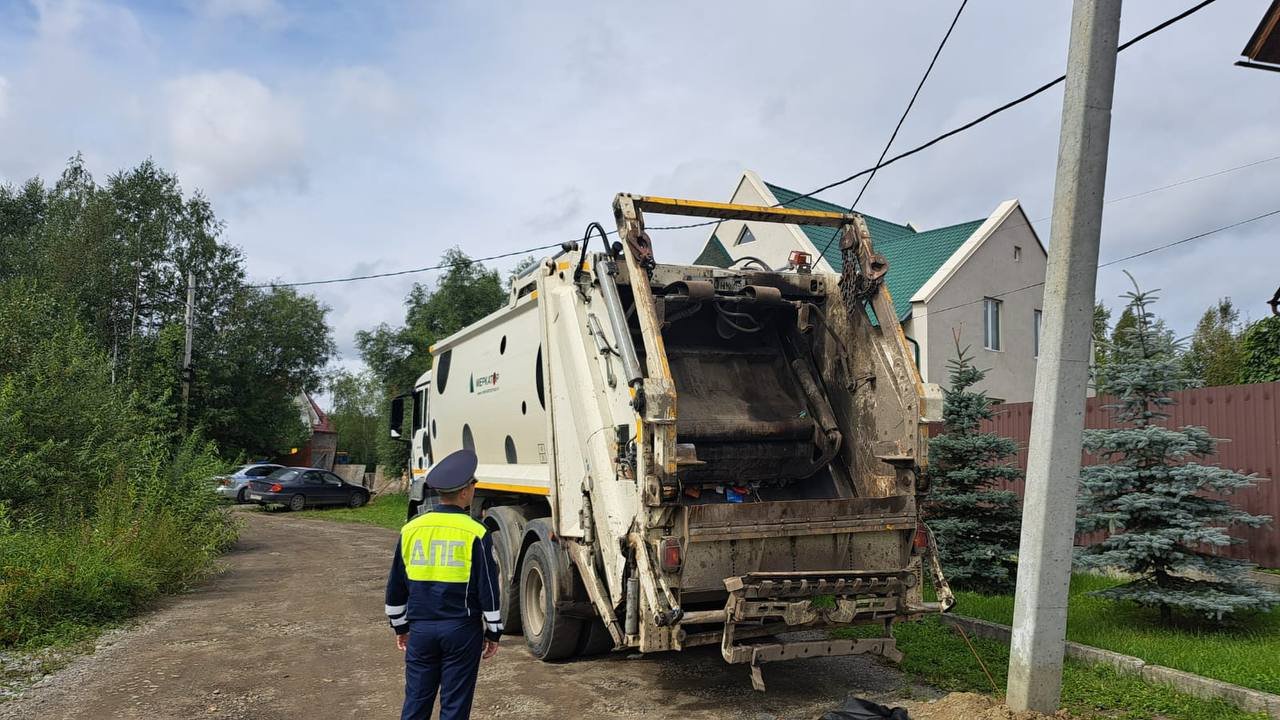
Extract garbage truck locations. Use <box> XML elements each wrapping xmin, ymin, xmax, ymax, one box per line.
<box><xmin>389</xmin><ymin>194</ymin><xmax>952</xmax><ymax>689</ymax></box>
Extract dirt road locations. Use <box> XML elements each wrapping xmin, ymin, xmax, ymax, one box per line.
<box><xmin>2</xmin><ymin>510</ymin><xmax>937</xmax><ymax>720</ymax></box>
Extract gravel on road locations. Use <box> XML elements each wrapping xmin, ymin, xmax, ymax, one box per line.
<box><xmin>1</xmin><ymin>509</ymin><xmax>941</xmax><ymax>720</ymax></box>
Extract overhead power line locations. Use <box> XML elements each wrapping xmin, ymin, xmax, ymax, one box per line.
<box><xmin>652</xmin><ymin>0</ymin><xmax>1222</xmax><ymax>237</ymax></box>
<box><xmin>850</xmin><ymin>0</ymin><xmax>969</xmax><ymax>212</ymax></box>
<box><xmin>785</xmin><ymin>0</ymin><xmax>1222</xmax><ymax>209</ymax></box>
<box><xmin>249</xmin><ymin>150</ymin><xmax>1278</xmax><ymax>289</ymax></box>
<box><xmin>250</xmin><ymin>0</ymin><xmax>1224</xmax><ymax>290</ymax></box>
<box><xmin>934</xmin><ymin>152</ymin><xmax>1280</xmax><ymax>245</ymax></box>
<box><xmin>814</xmin><ymin>0</ymin><xmax>969</xmax><ymax>264</ymax></box>
<box><xmin>248</xmin><ymin>242</ymin><xmax>565</xmax><ymax>289</ymax></box>
<box><xmin>923</xmin><ymin>207</ymin><xmax>1280</xmax><ymax>319</ymax></box>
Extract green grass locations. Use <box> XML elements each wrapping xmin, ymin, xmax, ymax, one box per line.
<box><xmin>949</xmin><ymin>573</ymin><xmax>1280</xmax><ymax>695</ymax></box>
<box><xmin>1258</xmin><ymin>568</ymin><xmax>1280</xmax><ymax>576</ymax></box>
<box><xmin>285</xmin><ymin>493</ymin><xmax>409</xmax><ymax>531</ymax></box>
<box><xmin>835</xmin><ymin>618</ymin><xmax>1267</xmax><ymax>720</ymax></box>
<box><xmin>0</xmin><ymin>492</ymin><xmax>237</xmax><ymax>648</ymax></box>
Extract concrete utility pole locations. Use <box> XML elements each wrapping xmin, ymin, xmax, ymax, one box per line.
<box><xmin>181</xmin><ymin>270</ymin><xmax>195</xmax><ymax>430</ymax></box>
<box><xmin>1006</xmin><ymin>0</ymin><xmax>1121</xmax><ymax>712</ymax></box>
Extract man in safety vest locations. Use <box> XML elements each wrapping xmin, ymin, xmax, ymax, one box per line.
<box><xmin>385</xmin><ymin>449</ymin><xmax>501</xmax><ymax>720</ymax></box>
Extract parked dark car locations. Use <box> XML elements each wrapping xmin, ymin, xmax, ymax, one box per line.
<box><xmin>246</xmin><ymin>467</ymin><xmax>370</xmax><ymax>512</ymax></box>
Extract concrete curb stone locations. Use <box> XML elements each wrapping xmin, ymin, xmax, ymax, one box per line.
<box><xmin>937</xmin><ymin>614</ymin><xmax>1280</xmax><ymax>718</ymax></box>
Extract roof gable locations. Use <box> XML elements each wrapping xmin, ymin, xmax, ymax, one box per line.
<box><xmin>688</xmin><ymin>176</ymin><xmax>987</xmax><ymax>321</ymax></box>
<box><xmin>693</xmin><ymin>233</ymin><xmax>733</xmax><ymax>267</ymax></box>
<box><xmin>766</xmin><ymin>182</ymin><xmax>982</xmax><ymax>320</ymax></box>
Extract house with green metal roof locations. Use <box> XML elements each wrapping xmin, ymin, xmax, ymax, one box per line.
<box><xmin>693</xmin><ymin>170</ymin><xmax>1048</xmax><ymax>402</ymax></box>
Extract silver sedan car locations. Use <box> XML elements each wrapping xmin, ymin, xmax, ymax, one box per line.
<box><xmin>214</xmin><ymin>463</ymin><xmax>284</xmax><ymax>503</ymax></box>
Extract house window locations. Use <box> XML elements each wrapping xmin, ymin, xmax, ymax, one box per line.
<box><xmin>1013</xmin><ymin>245</ymin><xmax>1023</xmax><ymax>262</ymax></box>
<box><xmin>1033</xmin><ymin>309</ymin><xmax>1042</xmax><ymax>358</ymax></box>
<box><xmin>735</xmin><ymin>225</ymin><xmax>757</xmax><ymax>245</ymax></box>
<box><xmin>984</xmin><ymin>298</ymin><xmax>1002</xmax><ymax>351</ymax></box>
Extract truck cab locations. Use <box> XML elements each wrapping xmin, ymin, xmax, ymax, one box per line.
<box><xmin>390</xmin><ymin>371</ymin><xmax>432</xmax><ymax>519</ymax></box>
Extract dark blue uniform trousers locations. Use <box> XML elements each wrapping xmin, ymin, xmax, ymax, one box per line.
<box><xmin>402</xmin><ymin>618</ymin><xmax>484</xmax><ymax>720</ymax></box>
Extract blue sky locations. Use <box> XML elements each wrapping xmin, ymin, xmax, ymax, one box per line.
<box><xmin>2</xmin><ymin>0</ymin><xmax>1278</xmax><ymax>392</ymax></box>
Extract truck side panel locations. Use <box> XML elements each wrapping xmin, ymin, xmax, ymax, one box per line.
<box><xmin>427</xmin><ymin>290</ymin><xmax>551</xmax><ymax>496</ymax></box>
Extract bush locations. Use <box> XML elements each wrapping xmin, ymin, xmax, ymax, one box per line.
<box><xmin>0</xmin><ymin>282</ymin><xmax>237</xmax><ymax>647</ymax></box>
<box><xmin>0</xmin><ymin>500</ymin><xmax>234</xmax><ymax>646</ymax></box>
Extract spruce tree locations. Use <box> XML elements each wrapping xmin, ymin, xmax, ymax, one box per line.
<box><xmin>924</xmin><ymin>342</ymin><xmax>1022</xmax><ymax>593</ymax></box>
<box><xmin>1078</xmin><ymin>282</ymin><xmax>1278</xmax><ymax>621</ymax></box>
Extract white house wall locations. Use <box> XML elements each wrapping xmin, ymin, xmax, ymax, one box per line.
<box><xmin>914</xmin><ymin>210</ymin><xmax>1046</xmax><ymax>403</ymax></box>
<box><xmin>720</xmin><ymin>172</ymin><xmax>816</xmax><ymax>270</ymax></box>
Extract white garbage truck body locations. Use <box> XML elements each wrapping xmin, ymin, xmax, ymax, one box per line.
<box><xmin>392</xmin><ymin>194</ymin><xmax>951</xmax><ymax>689</ymax></box>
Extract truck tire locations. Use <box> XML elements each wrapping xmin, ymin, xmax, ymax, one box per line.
<box><xmin>576</xmin><ymin>618</ymin><xmax>615</xmax><ymax>656</ymax></box>
<box><xmin>519</xmin><ymin>539</ymin><xmax>582</xmax><ymax>660</ymax></box>
<box><xmin>490</xmin><ymin>529</ymin><xmax>522</xmax><ymax>635</ymax></box>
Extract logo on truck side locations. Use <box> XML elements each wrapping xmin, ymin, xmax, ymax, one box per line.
<box><xmin>470</xmin><ymin>372</ymin><xmax>500</xmax><ymax>395</ymax></box>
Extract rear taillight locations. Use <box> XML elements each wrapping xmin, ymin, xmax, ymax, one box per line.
<box><xmin>913</xmin><ymin>523</ymin><xmax>930</xmax><ymax>553</ymax></box>
<box><xmin>270</xmin><ymin>483</ymin><xmax>284</xmax><ymax>492</ymax></box>
<box><xmin>659</xmin><ymin>536</ymin><xmax>682</xmax><ymax>573</ymax></box>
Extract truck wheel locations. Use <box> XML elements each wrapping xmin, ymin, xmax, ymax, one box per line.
<box><xmin>576</xmin><ymin>618</ymin><xmax>615</xmax><ymax>656</ymax></box>
<box><xmin>519</xmin><ymin>539</ymin><xmax>582</xmax><ymax>660</ymax></box>
<box><xmin>491</xmin><ymin>530</ymin><xmax>522</xmax><ymax>635</ymax></box>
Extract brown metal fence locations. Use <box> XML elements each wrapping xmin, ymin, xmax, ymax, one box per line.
<box><xmin>974</xmin><ymin>381</ymin><xmax>1280</xmax><ymax>567</ymax></box>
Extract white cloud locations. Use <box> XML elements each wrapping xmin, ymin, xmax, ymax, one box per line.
<box><xmin>0</xmin><ymin>76</ymin><xmax>9</xmax><ymax>120</ymax></box>
<box><xmin>32</xmin><ymin>0</ymin><xmax>145</xmax><ymax>47</ymax></box>
<box><xmin>165</xmin><ymin>71</ymin><xmax>306</xmax><ymax>195</ymax></box>
<box><xmin>331</xmin><ymin>66</ymin><xmax>402</xmax><ymax>123</ymax></box>
<box><xmin>5</xmin><ymin>0</ymin><xmax>1279</xmax><ymax>366</ymax></box>
<box><xmin>190</xmin><ymin>0</ymin><xmax>288</xmax><ymax>27</ymax></box>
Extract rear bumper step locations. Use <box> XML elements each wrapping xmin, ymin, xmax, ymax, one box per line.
<box><xmin>729</xmin><ymin>637</ymin><xmax>903</xmax><ymax>691</ymax></box>
<box><xmin>719</xmin><ymin>570</ymin><xmax>915</xmax><ymax>691</ymax></box>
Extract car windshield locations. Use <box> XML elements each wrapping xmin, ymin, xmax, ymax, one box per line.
<box><xmin>267</xmin><ymin>469</ymin><xmax>301</xmax><ymax>483</ymax></box>
<box><xmin>245</xmin><ymin>466</ymin><xmax>277</xmax><ymax>477</ymax></box>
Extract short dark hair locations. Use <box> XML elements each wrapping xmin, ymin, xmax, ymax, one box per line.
<box><xmin>437</xmin><ymin>479</ymin><xmax>474</xmax><ymax>503</ymax></box>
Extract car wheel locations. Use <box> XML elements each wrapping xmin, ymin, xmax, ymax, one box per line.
<box><xmin>289</xmin><ymin>494</ymin><xmax>306</xmax><ymax>512</ymax></box>
<box><xmin>519</xmin><ymin>539</ymin><xmax>582</xmax><ymax>661</ymax></box>
<box><xmin>236</xmin><ymin>487</ymin><xmax>248</xmax><ymax>504</ymax></box>
<box><xmin>348</xmin><ymin>492</ymin><xmax>367</xmax><ymax>509</ymax></box>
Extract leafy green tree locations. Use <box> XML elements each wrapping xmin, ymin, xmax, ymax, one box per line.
<box><xmin>0</xmin><ymin>177</ymin><xmax>47</xmax><ymax>279</ymax></box>
<box><xmin>924</xmin><ymin>342</ymin><xmax>1022</xmax><ymax>593</ymax></box>
<box><xmin>1182</xmin><ymin>298</ymin><xmax>1244</xmax><ymax>387</ymax></box>
<box><xmin>508</xmin><ymin>255</ymin><xmax>540</xmax><ymax>289</ymax></box>
<box><xmin>1</xmin><ymin>155</ymin><xmax>328</xmax><ymax>459</ymax></box>
<box><xmin>0</xmin><ymin>280</ymin><xmax>236</xmax><ymax>645</ymax></box>
<box><xmin>195</xmin><ymin>286</ymin><xmax>334</xmax><ymax>457</ymax></box>
<box><xmin>1240</xmin><ymin>315</ymin><xmax>1280</xmax><ymax>384</ymax></box>
<box><xmin>1108</xmin><ymin>306</ymin><xmax>1138</xmax><ymax>366</ymax></box>
<box><xmin>329</xmin><ymin>368</ymin><xmax>383</xmax><ymax>469</ymax></box>
<box><xmin>1092</xmin><ymin>301</ymin><xmax>1111</xmax><ymax>371</ymax></box>
<box><xmin>1078</xmin><ymin>282</ymin><xmax>1278</xmax><ymax>621</ymax></box>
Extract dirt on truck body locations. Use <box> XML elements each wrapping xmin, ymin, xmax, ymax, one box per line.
<box><xmin>391</xmin><ymin>194</ymin><xmax>954</xmax><ymax>689</ymax></box>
